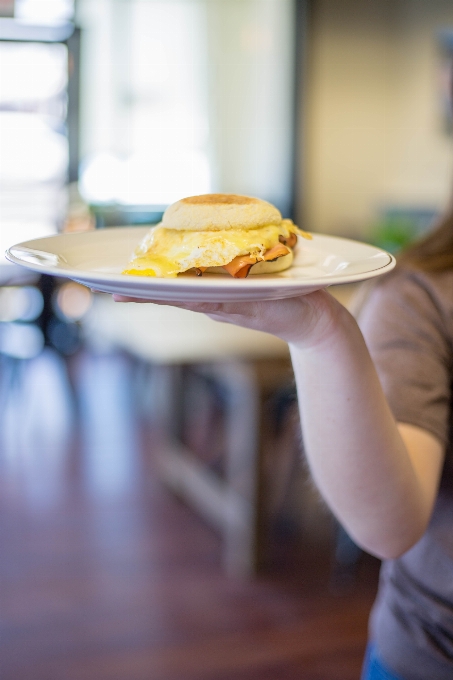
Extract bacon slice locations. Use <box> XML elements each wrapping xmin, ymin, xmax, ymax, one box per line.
<box><xmin>191</xmin><ymin>243</ymin><xmax>293</xmax><ymax>279</ymax></box>
<box><xmin>223</xmin><ymin>243</ymin><xmax>291</xmax><ymax>278</ymax></box>
<box><xmin>262</xmin><ymin>243</ymin><xmax>291</xmax><ymax>262</ymax></box>
<box><xmin>279</xmin><ymin>232</ymin><xmax>297</xmax><ymax>248</ymax></box>
<box><xmin>222</xmin><ymin>254</ymin><xmax>257</xmax><ymax>278</ymax></box>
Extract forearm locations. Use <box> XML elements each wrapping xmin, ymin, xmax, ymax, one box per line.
<box><xmin>289</xmin><ymin>293</ymin><xmax>436</xmax><ymax>559</ymax></box>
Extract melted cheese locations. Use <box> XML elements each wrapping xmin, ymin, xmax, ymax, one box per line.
<box><xmin>123</xmin><ymin>219</ymin><xmax>307</xmax><ymax>278</ymax></box>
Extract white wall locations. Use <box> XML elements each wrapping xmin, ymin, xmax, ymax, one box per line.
<box><xmin>300</xmin><ymin>0</ymin><xmax>453</xmax><ymax>237</ymax></box>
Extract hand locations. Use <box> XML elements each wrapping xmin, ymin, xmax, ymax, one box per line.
<box><xmin>112</xmin><ymin>288</ymin><xmax>345</xmax><ymax>350</ymax></box>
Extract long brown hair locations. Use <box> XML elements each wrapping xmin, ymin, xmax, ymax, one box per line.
<box><xmin>398</xmin><ymin>204</ymin><xmax>453</xmax><ymax>272</ymax></box>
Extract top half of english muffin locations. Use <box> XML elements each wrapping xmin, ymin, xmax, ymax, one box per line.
<box><xmin>161</xmin><ymin>194</ymin><xmax>282</xmax><ymax>231</ymax></box>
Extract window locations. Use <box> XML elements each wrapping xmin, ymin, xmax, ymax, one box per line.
<box><xmin>0</xmin><ymin>3</ymin><xmax>74</xmax><ymax>261</ymax></box>
<box><xmin>76</xmin><ymin>0</ymin><xmax>296</xmax><ymax>214</ymax></box>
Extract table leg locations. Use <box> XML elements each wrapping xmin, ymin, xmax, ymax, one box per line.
<box><xmin>152</xmin><ymin>361</ymin><xmax>261</xmax><ymax>578</ymax></box>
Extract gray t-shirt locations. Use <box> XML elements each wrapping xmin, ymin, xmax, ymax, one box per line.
<box><xmin>358</xmin><ymin>267</ymin><xmax>453</xmax><ymax>680</ymax></box>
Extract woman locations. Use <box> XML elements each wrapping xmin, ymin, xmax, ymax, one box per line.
<box><xmin>114</xmin><ymin>209</ymin><xmax>453</xmax><ymax>679</ymax></box>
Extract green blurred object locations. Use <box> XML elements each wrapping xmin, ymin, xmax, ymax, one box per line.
<box><xmin>370</xmin><ymin>208</ymin><xmax>438</xmax><ymax>254</ymax></box>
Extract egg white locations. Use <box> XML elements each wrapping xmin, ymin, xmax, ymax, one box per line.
<box><xmin>123</xmin><ymin>221</ymin><xmax>300</xmax><ymax>278</ymax></box>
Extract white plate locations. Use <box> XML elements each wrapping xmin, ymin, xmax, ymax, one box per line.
<box><xmin>5</xmin><ymin>226</ymin><xmax>396</xmax><ymax>302</ymax></box>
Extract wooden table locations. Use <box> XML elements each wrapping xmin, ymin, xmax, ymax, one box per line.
<box><xmin>83</xmin><ymin>285</ymin><xmax>358</xmax><ymax>577</ymax></box>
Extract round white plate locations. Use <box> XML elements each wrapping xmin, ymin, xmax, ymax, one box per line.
<box><xmin>6</xmin><ymin>226</ymin><xmax>396</xmax><ymax>302</ymax></box>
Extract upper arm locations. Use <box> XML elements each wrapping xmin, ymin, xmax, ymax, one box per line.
<box><xmin>397</xmin><ymin>422</ymin><xmax>445</xmax><ymax>521</ymax></box>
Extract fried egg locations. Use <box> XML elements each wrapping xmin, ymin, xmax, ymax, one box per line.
<box><xmin>123</xmin><ymin>219</ymin><xmax>305</xmax><ymax>278</ymax></box>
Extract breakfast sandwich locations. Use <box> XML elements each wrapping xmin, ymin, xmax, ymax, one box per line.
<box><xmin>122</xmin><ymin>193</ymin><xmax>311</xmax><ymax>279</ymax></box>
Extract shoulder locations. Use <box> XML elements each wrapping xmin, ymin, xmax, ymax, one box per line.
<box><xmin>355</xmin><ymin>265</ymin><xmax>453</xmax><ymax>375</ymax></box>
<box><xmin>357</xmin><ymin>266</ymin><xmax>453</xmax><ymax>446</ymax></box>
<box><xmin>357</xmin><ymin>265</ymin><xmax>453</xmax><ymax>336</ymax></box>
<box><xmin>368</xmin><ymin>264</ymin><xmax>453</xmax><ymax>302</ymax></box>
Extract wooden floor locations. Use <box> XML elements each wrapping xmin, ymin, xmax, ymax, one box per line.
<box><xmin>0</xmin><ymin>347</ymin><xmax>380</xmax><ymax>680</ymax></box>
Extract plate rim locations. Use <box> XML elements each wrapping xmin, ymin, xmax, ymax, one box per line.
<box><xmin>5</xmin><ymin>227</ymin><xmax>396</xmax><ymax>292</ymax></box>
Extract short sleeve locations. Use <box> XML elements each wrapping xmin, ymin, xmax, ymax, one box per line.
<box><xmin>357</xmin><ymin>271</ymin><xmax>453</xmax><ymax>446</ymax></box>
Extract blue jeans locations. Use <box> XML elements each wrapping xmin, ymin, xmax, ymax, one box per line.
<box><xmin>361</xmin><ymin>644</ymin><xmax>405</xmax><ymax>680</ymax></box>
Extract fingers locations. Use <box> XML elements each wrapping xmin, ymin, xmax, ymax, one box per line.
<box><xmin>112</xmin><ymin>294</ymin><xmax>156</xmax><ymax>303</ymax></box>
<box><xmin>111</xmin><ymin>294</ymin><xmax>284</xmax><ymax>326</ymax></box>
<box><xmin>109</xmin><ymin>292</ymin><xmax>319</xmax><ymax>344</ymax></box>
<box><xmin>111</xmin><ymin>294</ymin><xmax>223</xmax><ymax>316</ymax></box>
<box><xmin>112</xmin><ymin>295</ymin><xmax>181</xmax><ymax>306</ymax></box>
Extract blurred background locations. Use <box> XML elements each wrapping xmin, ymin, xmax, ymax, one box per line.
<box><xmin>0</xmin><ymin>1</ymin><xmax>453</xmax><ymax>678</ymax></box>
